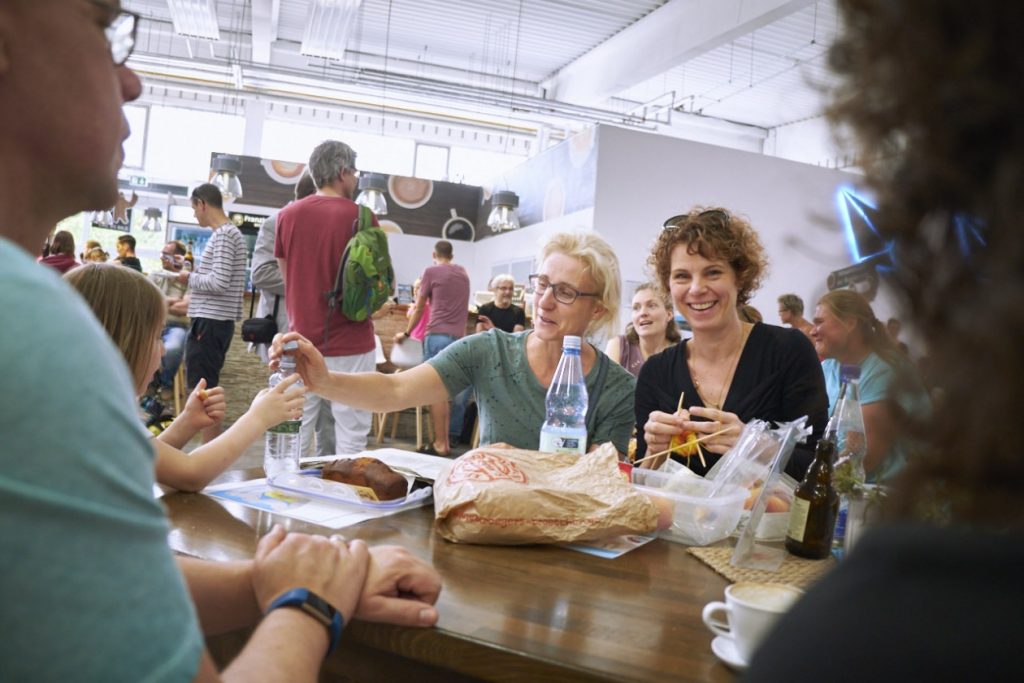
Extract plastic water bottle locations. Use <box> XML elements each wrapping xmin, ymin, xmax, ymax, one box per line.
<box><xmin>264</xmin><ymin>356</ymin><xmax>303</xmax><ymax>479</ymax></box>
<box><xmin>832</xmin><ymin>364</ymin><xmax>867</xmax><ymax>557</ymax></box>
<box><xmin>539</xmin><ymin>335</ymin><xmax>588</xmax><ymax>456</ymax></box>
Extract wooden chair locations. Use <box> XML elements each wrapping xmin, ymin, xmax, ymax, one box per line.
<box><xmin>373</xmin><ymin>335</ymin><xmax>431</xmax><ymax>449</ymax></box>
<box><xmin>173</xmin><ymin>364</ymin><xmax>187</xmax><ymax>416</ymax></box>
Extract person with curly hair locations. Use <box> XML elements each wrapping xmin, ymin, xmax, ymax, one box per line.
<box><xmin>635</xmin><ymin>208</ymin><xmax>828</xmax><ymax>478</ymax></box>
<box><xmin>746</xmin><ymin>1</ymin><xmax>1024</xmax><ymax>680</ymax></box>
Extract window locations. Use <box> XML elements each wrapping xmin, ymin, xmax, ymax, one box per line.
<box><xmin>414</xmin><ymin>143</ymin><xmax>449</xmax><ymax>181</ymax></box>
<box><xmin>122</xmin><ymin>105</ymin><xmax>148</xmax><ymax>169</ymax></box>
<box><xmin>144</xmin><ymin>106</ymin><xmax>245</xmax><ymax>182</ymax></box>
<box><xmin>260</xmin><ymin>120</ymin><xmax>415</xmax><ymax>177</ymax></box>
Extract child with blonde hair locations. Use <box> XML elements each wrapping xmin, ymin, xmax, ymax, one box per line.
<box><xmin>66</xmin><ymin>263</ymin><xmax>304</xmax><ymax>491</ymax></box>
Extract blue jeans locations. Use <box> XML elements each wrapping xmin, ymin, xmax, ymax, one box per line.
<box><xmin>423</xmin><ymin>333</ymin><xmax>466</xmax><ymax>440</ymax></box>
<box><xmin>159</xmin><ymin>325</ymin><xmax>188</xmax><ymax>388</ymax></box>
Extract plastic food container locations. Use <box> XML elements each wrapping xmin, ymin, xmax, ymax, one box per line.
<box><xmin>631</xmin><ymin>468</ymin><xmax>748</xmax><ymax>546</ymax></box>
<box><xmin>268</xmin><ymin>472</ymin><xmax>433</xmax><ymax>512</ymax></box>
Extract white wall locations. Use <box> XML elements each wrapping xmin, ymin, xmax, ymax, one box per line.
<box><xmin>591</xmin><ymin>125</ymin><xmax>866</xmax><ymax>333</ymax></box>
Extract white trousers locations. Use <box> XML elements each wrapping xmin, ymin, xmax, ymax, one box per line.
<box><xmin>300</xmin><ymin>349</ymin><xmax>376</xmax><ymax>456</ymax></box>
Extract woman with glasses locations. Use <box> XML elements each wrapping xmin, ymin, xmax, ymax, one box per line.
<box><xmin>635</xmin><ymin>208</ymin><xmax>828</xmax><ymax>479</ymax></box>
<box><xmin>271</xmin><ymin>232</ymin><xmax>637</xmax><ymax>455</ymax></box>
<box><xmin>604</xmin><ymin>282</ymin><xmax>681</xmax><ymax>378</ymax></box>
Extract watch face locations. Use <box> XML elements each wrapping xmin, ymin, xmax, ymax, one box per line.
<box><xmin>301</xmin><ymin>592</ymin><xmax>336</xmax><ymax>626</ymax></box>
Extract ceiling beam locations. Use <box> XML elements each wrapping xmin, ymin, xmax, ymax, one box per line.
<box><xmin>250</xmin><ymin>0</ymin><xmax>280</xmax><ymax>64</ymax></box>
<box><xmin>542</xmin><ymin>0</ymin><xmax>819</xmax><ymax>106</ymax></box>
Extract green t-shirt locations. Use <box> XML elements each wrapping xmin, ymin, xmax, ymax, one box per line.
<box><xmin>428</xmin><ymin>329</ymin><xmax>636</xmax><ymax>454</ymax></box>
<box><xmin>0</xmin><ymin>238</ymin><xmax>202</xmax><ymax>681</ymax></box>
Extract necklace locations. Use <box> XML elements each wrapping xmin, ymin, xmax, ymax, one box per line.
<box><xmin>689</xmin><ymin>324</ymin><xmax>750</xmax><ymax>410</ymax></box>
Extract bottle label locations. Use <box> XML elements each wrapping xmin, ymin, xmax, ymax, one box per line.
<box><xmin>268</xmin><ymin>419</ymin><xmax>301</xmax><ymax>435</ymax></box>
<box><xmin>539</xmin><ymin>431</ymin><xmax>586</xmax><ymax>455</ymax></box>
<box><xmin>786</xmin><ymin>497</ymin><xmax>811</xmax><ymax>543</ymax></box>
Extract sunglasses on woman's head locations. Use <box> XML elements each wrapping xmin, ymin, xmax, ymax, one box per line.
<box><xmin>662</xmin><ymin>209</ymin><xmax>729</xmax><ymax>230</ymax></box>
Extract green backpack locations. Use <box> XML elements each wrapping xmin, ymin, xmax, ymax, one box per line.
<box><xmin>323</xmin><ymin>205</ymin><xmax>395</xmax><ymax>341</ymax></box>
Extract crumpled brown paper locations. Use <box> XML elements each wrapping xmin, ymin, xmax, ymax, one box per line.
<box><xmin>433</xmin><ymin>443</ymin><xmax>658</xmax><ymax>545</ymax></box>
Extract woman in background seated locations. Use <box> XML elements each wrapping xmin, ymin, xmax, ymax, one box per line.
<box><xmin>810</xmin><ymin>290</ymin><xmax>930</xmax><ymax>482</ymax></box>
<box><xmin>636</xmin><ymin>209</ymin><xmax>828</xmax><ymax>479</ymax></box>
<box><xmin>748</xmin><ymin>1</ymin><xmax>1024</xmax><ymax>679</ymax></box>
<box><xmin>605</xmin><ymin>282</ymin><xmax>680</xmax><ymax>377</ymax></box>
<box><xmin>39</xmin><ymin>230</ymin><xmax>78</xmax><ymax>274</ymax></box>
<box><xmin>273</xmin><ymin>232</ymin><xmax>637</xmax><ymax>456</ymax></box>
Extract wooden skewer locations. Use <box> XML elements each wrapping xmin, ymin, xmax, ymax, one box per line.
<box><xmin>675</xmin><ymin>391</ymin><xmax>707</xmax><ymax>467</ymax></box>
<box><xmin>632</xmin><ymin>425</ymin><xmax>737</xmax><ymax>468</ymax></box>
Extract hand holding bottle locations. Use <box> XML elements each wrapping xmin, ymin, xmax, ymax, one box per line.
<box><xmin>250</xmin><ymin>372</ymin><xmax>305</xmax><ymax>430</ymax></box>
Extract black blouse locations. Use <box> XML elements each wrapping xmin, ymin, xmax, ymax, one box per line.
<box><xmin>634</xmin><ymin>322</ymin><xmax>828</xmax><ymax>480</ymax></box>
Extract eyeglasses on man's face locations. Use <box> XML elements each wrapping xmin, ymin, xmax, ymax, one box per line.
<box><xmin>662</xmin><ymin>209</ymin><xmax>729</xmax><ymax>230</ymax></box>
<box><xmin>88</xmin><ymin>1</ymin><xmax>140</xmax><ymax>66</ymax></box>
<box><xmin>528</xmin><ymin>274</ymin><xmax>598</xmax><ymax>306</ymax></box>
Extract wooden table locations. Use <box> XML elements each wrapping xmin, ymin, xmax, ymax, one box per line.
<box><xmin>161</xmin><ymin>470</ymin><xmax>734</xmax><ymax>682</ymax></box>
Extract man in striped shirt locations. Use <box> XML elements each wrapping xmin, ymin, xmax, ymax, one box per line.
<box><xmin>179</xmin><ymin>183</ymin><xmax>247</xmax><ymax>440</ymax></box>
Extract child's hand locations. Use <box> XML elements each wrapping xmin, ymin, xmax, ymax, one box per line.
<box><xmin>180</xmin><ymin>378</ymin><xmax>226</xmax><ymax>431</ymax></box>
<box><xmin>250</xmin><ymin>373</ymin><xmax>305</xmax><ymax>430</ymax></box>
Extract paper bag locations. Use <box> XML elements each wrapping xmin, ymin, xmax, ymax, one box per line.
<box><xmin>433</xmin><ymin>443</ymin><xmax>658</xmax><ymax>545</ymax></box>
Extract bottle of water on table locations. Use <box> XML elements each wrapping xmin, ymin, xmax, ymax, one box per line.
<box><xmin>264</xmin><ymin>355</ymin><xmax>303</xmax><ymax>479</ymax></box>
<box><xmin>539</xmin><ymin>335</ymin><xmax>588</xmax><ymax>456</ymax></box>
<box><xmin>832</xmin><ymin>364</ymin><xmax>867</xmax><ymax>557</ymax></box>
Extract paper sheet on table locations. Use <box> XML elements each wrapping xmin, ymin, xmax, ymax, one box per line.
<box><xmin>300</xmin><ymin>447</ymin><xmax>451</xmax><ymax>482</ymax></box>
<box><xmin>560</xmin><ymin>534</ymin><xmax>657</xmax><ymax>559</ymax></box>
<box><xmin>204</xmin><ymin>478</ymin><xmax>412</xmax><ymax>529</ymax></box>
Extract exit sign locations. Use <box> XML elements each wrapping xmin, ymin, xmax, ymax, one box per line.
<box><xmin>129</xmin><ymin>175</ymin><xmax>148</xmax><ymax>187</ymax></box>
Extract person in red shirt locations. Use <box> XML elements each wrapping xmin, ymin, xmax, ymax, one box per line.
<box><xmin>275</xmin><ymin>140</ymin><xmax>377</xmax><ymax>455</ymax></box>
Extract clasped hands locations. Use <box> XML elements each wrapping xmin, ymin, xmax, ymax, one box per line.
<box><xmin>253</xmin><ymin>525</ymin><xmax>442</xmax><ymax>629</ymax></box>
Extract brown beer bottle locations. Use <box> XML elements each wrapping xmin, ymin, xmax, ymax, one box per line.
<box><xmin>184</xmin><ymin>239</ymin><xmax>195</xmax><ymax>271</ymax></box>
<box><xmin>785</xmin><ymin>429</ymin><xmax>840</xmax><ymax>559</ymax></box>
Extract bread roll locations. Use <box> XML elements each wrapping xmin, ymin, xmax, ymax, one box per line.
<box><xmin>322</xmin><ymin>457</ymin><xmax>408</xmax><ymax>501</ymax></box>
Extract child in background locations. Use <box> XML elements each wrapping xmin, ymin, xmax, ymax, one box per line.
<box><xmin>65</xmin><ymin>263</ymin><xmax>305</xmax><ymax>492</ymax></box>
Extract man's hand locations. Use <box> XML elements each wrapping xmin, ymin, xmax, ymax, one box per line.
<box><xmin>176</xmin><ymin>271</ymin><xmax>190</xmax><ymax>285</ymax></box>
<box><xmin>252</xmin><ymin>526</ymin><xmax>370</xmax><ymax>623</ymax></box>
<box><xmin>476</xmin><ymin>314</ymin><xmax>494</xmax><ymax>332</ymax></box>
<box><xmin>354</xmin><ymin>546</ymin><xmax>442</xmax><ymax>627</ymax></box>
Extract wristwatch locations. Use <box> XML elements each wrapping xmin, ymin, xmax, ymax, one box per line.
<box><xmin>267</xmin><ymin>588</ymin><xmax>344</xmax><ymax>654</ymax></box>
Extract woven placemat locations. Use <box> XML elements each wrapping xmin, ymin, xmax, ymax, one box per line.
<box><xmin>688</xmin><ymin>546</ymin><xmax>835</xmax><ymax>589</ymax></box>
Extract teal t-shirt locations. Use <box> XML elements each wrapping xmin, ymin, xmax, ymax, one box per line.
<box><xmin>0</xmin><ymin>238</ymin><xmax>202</xmax><ymax>681</ymax></box>
<box><xmin>428</xmin><ymin>329</ymin><xmax>636</xmax><ymax>454</ymax></box>
<box><xmin>823</xmin><ymin>352</ymin><xmax>930</xmax><ymax>483</ymax></box>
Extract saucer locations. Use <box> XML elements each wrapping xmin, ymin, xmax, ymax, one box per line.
<box><xmin>711</xmin><ymin>636</ymin><xmax>748</xmax><ymax>672</ymax></box>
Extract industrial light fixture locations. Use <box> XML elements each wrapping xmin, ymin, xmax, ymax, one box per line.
<box><xmin>355</xmin><ymin>173</ymin><xmax>388</xmax><ymax>215</ymax></box>
<box><xmin>210</xmin><ymin>154</ymin><xmax>243</xmax><ymax>203</ymax></box>
<box><xmin>301</xmin><ymin>0</ymin><xmax>363</xmax><ymax>60</ymax></box>
<box><xmin>142</xmin><ymin>207</ymin><xmax>164</xmax><ymax>232</ymax></box>
<box><xmin>487</xmin><ymin>191</ymin><xmax>520</xmax><ymax>232</ymax></box>
<box><xmin>167</xmin><ymin>0</ymin><xmax>221</xmax><ymax>40</ymax></box>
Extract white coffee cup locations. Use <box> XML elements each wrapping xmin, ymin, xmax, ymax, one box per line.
<box><xmin>701</xmin><ymin>582</ymin><xmax>803</xmax><ymax>663</ymax></box>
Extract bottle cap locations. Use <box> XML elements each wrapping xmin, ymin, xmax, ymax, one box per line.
<box><xmin>839</xmin><ymin>364</ymin><xmax>861</xmax><ymax>382</ymax></box>
<box><xmin>562</xmin><ymin>335</ymin><xmax>582</xmax><ymax>351</ymax></box>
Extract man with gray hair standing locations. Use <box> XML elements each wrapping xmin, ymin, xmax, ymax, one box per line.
<box><xmin>276</xmin><ymin>141</ymin><xmax>376</xmax><ymax>454</ymax></box>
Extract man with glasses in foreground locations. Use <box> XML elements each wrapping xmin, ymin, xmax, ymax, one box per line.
<box><xmin>0</xmin><ymin>4</ymin><xmax>439</xmax><ymax>681</ymax></box>
<box><xmin>272</xmin><ymin>232</ymin><xmax>637</xmax><ymax>457</ymax></box>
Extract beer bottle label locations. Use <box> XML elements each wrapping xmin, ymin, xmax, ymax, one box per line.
<box><xmin>786</xmin><ymin>497</ymin><xmax>811</xmax><ymax>542</ymax></box>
